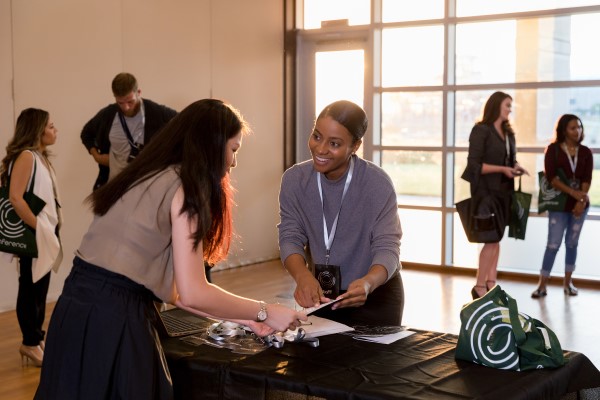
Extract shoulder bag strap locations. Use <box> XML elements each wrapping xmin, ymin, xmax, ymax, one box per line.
<box><xmin>506</xmin><ymin>289</ymin><xmax>555</xmax><ymax>358</ymax></box>
<box><xmin>505</xmin><ymin>289</ymin><xmax>527</xmax><ymax>346</ymax></box>
<box><xmin>476</xmin><ymin>126</ymin><xmax>494</xmax><ymax>193</ymax></box>
<box><xmin>553</xmin><ymin>144</ymin><xmax>570</xmax><ymax>183</ymax></box>
<box><xmin>505</xmin><ymin>132</ymin><xmax>511</xmax><ymax>165</ymax></box>
<box><xmin>6</xmin><ymin>152</ymin><xmax>37</xmax><ymax>192</ymax></box>
<box><xmin>27</xmin><ymin>157</ymin><xmax>37</xmax><ymax>194</ymax></box>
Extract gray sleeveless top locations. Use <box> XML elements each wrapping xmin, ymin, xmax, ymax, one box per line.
<box><xmin>77</xmin><ymin>167</ymin><xmax>181</xmax><ymax>302</ymax></box>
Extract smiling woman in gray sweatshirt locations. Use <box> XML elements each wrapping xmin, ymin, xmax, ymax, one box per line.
<box><xmin>278</xmin><ymin>100</ymin><xmax>404</xmax><ymax>327</ymax></box>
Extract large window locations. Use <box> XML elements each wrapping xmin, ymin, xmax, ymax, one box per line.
<box><xmin>382</xmin><ymin>26</ymin><xmax>445</xmax><ymax>87</ymax></box>
<box><xmin>296</xmin><ymin>1</ymin><xmax>600</xmax><ymax>280</ymax></box>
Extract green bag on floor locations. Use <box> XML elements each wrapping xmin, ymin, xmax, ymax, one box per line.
<box><xmin>455</xmin><ymin>285</ymin><xmax>566</xmax><ymax>371</ymax></box>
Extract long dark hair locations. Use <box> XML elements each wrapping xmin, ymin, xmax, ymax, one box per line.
<box><xmin>1</xmin><ymin>108</ymin><xmax>49</xmax><ymax>186</ymax></box>
<box><xmin>553</xmin><ymin>114</ymin><xmax>584</xmax><ymax>144</ymax></box>
<box><xmin>317</xmin><ymin>100</ymin><xmax>368</xmax><ymax>144</ymax></box>
<box><xmin>478</xmin><ymin>91</ymin><xmax>515</xmax><ymax>137</ymax></box>
<box><xmin>90</xmin><ymin>99</ymin><xmax>249</xmax><ymax>264</ymax></box>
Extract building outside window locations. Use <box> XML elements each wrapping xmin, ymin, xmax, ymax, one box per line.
<box><xmin>294</xmin><ymin>0</ymin><xmax>600</xmax><ymax>280</ymax></box>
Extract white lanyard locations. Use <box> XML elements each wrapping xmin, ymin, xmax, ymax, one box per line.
<box><xmin>561</xmin><ymin>143</ymin><xmax>578</xmax><ymax>174</ymax></box>
<box><xmin>317</xmin><ymin>157</ymin><xmax>354</xmax><ymax>265</ymax></box>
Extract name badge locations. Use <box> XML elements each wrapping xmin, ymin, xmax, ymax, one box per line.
<box><xmin>569</xmin><ymin>178</ymin><xmax>580</xmax><ymax>190</ymax></box>
<box><xmin>314</xmin><ymin>264</ymin><xmax>341</xmax><ymax>298</ymax></box>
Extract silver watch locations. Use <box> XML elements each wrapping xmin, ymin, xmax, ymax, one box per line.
<box><xmin>256</xmin><ymin>301</ymin><xmax>268</xmax><ymax>322</ymax></box>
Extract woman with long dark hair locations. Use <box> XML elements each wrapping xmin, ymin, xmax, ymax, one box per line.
<box><xmin>35</xmin><ymin>99</ymin><xmax>306</xmax><ymax>399</ymax></box>
<box><xmin>461</xmin><ymin>92</ymin><xmax>528</xmax><ymax>299</ymax></box>
<box><xmin>1</xmin><ymin>108</ymin><xmax>62</xmax><ymax>367</ymax></box>
<box><xmin>531</xmin><ymin>114</ymin><xmax>593</xmax><ymax>298</ymax></box>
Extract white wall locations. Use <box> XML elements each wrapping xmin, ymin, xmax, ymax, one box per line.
<box><xmin>0</xmin><ymin>0</ymin><xmax>284</xmax><ymax>311</ymax></box>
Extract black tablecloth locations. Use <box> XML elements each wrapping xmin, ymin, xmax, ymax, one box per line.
<box><xmin>163</xmin><ymin>327</ymin><xmax>600</xmax><ymax>400</ymax></box>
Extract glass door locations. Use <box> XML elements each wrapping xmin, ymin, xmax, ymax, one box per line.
<box><xmin>296</xmin><ymin>35</ymin><xmax>368</xmax><ymax>162</ymax></box>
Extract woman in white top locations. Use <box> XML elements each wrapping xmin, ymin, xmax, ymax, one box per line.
<box><xmin>1</xmin><ymin>108</ymin><xmax>62</xmax><ymax>367</ymax></box>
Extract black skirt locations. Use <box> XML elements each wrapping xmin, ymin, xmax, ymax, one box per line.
<box><xmin>35</xmin><ymin>257</ymin><xmax>173</xmax><ymax>400</ymax></box>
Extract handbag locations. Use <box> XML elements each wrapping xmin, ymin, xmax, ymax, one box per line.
<box><xmin>538</xmin><ymin>145</ymin><xmax>569</xmax><ymax>213</ymax></box>
<box><xmin>0</xmin><ymin>160</ymin><xmax>46</xmax><ymax>258</ymax></box>
<box><xmin>538</xmin><ymin>169</ymin><xmax>569</xmax><ymax>213</ymax></box>
<box><xmin>455</xmin><ymin>285</ymin><xmax>565</xmax><ymax>371</ymax></box>
<box><xmin>456</xmin><ymin>193</ymin><xmax>504</xmax><ymax>243</ymax></box>
<box><xmin>508</xmin><ymin>176</ymin><xmax>532</xmax><ymax>240</ymax></box>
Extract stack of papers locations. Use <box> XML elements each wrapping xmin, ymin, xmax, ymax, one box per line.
<box><xmin>292</xmin><ymin>300</ymin><xmax>415</xmax><ymax>344</ymax></box>
<box><xmin>342</xmin><ymin>326</ymin><xmax>415</xmax><ymax>344</ymax></box>
<box><xmin>351</xmin><ymin>329</ymin><xmax>415</xmax><ymax>344</ymax></box>
<box><xmin>300</xmin><ymin>315</ymin><xmax>354</xmax><ymax>337</ymax></box>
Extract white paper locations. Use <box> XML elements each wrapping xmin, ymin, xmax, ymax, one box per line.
<box><xmin>352</xmin><ymin>329</ymin><xmax>415</xmax><ymax>344</ymax></box>
<box><xmin>299</xmin><ymin>315</ymin><xmax>354</xmax><ymax>337</ymax></box>
<box><xmin>299</xmin><ymin>298</ymin><xmax>343</xmax><ymax>315</ymax></box>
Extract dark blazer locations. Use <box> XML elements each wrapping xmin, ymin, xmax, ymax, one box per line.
<box><xmin>461</xmin><ymin>123</ymin><xmax>516</xmax><ymax>194</ymax></box>
<box><xmin>80</xmin><ymin>99</ymin><xmax>177</xmax><ymax>190</ymax></box>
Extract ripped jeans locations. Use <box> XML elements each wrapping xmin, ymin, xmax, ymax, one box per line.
<box><xmin>540</xmin><ymin>209</ymin><xmax>589</xmax><ymax>276</ymax></box>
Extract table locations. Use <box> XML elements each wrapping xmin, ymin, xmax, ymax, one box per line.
<box><xmin>163</xmin><ymin>325</ymin><xmax>600</xmax><ymax>400</ymax></box>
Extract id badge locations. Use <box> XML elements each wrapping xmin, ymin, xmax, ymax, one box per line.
<box><xmin>569</xmin><ymin>178</ymin><xmax>580</xmax><ymax>190</ymax></box>
<box><xmin>314</xmin><ymin>264</ymin><xmax>341</xmax><ymax>298</ymax></box>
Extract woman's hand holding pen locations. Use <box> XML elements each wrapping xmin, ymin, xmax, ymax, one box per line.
<box><xmin>238</xmin><ymin>317</ymin><xmax>304</xmax><ymax>338</ymax></box>
<box><xmin>244</xmin><ymin>320</ymin><xmax>276</xmax><ymax>337</ymax></box>
<box><xmin>263</xmin><ymin>303</ymin><xmax>308</xmax><ymax>333</ymax></box>
<box><xmin>244</xmin><ymin>304</ymin><xmax>308</xmax><ymax>336</ymax></box>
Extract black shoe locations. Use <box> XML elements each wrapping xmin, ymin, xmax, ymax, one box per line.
<box><xmin>531</xmin><ymin>288</ymin><xmax>547</xmax><ymax>298</ymax></box>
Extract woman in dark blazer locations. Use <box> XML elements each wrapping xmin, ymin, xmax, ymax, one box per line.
<box><xmin>461</xmin><ymin>91</ymin><xmax>528</xmax><ymax>299</ymax></box>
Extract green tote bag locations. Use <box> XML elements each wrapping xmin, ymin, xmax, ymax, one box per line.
<box><xmin>537</xmin><ymin>169</ymin><xmax>569</xmax><ymax>213</ymax></box>
<box><xmin>509</xmin><ymin>176</ymin><xmax>532</xmax><ymax>240</ymax></box>
<box><xmin>456</xmin><ymin>285</ymin><xmax>565</xmax><ymax>371</ymax></box>
<box><xmin>0</xmin><ymin>160</ymin><xmax>46</xmax><ymax>258</ymax></box>
<box><xmin>538</xmin><ymin>146</ymin><xmax>569</xmax><ymax>213</ymax></box>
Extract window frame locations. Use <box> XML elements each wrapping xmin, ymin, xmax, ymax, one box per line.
<box><xmin>292</xmin><ymin>0</ymin><xmax>600</xmax><ymax>275</ymax></box>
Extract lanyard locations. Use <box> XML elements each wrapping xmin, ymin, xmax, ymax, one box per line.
<box><xmin>505</xmin><ymin>135</ymin><xmax>510</xmax><ymax>165</ymax></box>
<box><xmin>317</xmin><ymin>157</ymin><xmax>354</xmax><ymax>265</ymax></box>
<box><xmin>560</xmin><ymin>143</ymin><xmax>578</xmax><ymax>174</ymax></box>
<box><xmin>117</xmin><ymin>100</ymin><xmax>146</xmax><ymax>146</ymax></box>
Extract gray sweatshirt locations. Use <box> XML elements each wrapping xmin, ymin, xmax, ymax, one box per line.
<box><xmin>278</xmin><ymin>156</ymin><xmax>402</xmax><ymax>290</ymax></box>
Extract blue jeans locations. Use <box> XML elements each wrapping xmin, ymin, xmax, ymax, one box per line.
<box><xmin>540</xmin><ymin>209</ymin><xmax>588</xmax><ymax>276</ymax></box>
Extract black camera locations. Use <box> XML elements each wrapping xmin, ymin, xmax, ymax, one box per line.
<box><xmin>314</xmin><ymin>263</ymin><xmax>341</xmax><ymax>298</ymax></box>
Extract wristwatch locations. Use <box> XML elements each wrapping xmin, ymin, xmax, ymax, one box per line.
<box><xmin>256</xmin><ymin>301</ymin><xmax>268</xmax><ymax>322</ymax></box>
